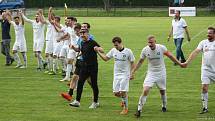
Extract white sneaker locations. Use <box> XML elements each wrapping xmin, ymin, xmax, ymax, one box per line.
<box><xmin>69</xmin><ymin>100</ymin><xmax>80</xmax><ymax>107</ymax></box>
<box><xmin>89</xmin><ymin>102</ymin><xmax>99</xmax><ymax>109</ymax></box>
<box><xmin>15</xmin><ymin>64</ymin><xmax>22</xmax><ymax>68</ymax></box>
<box><xmin>59</xmin><ymin>77</ymin><xmax>70</xmax><ymax>82</ymax></box>
<box><xmin>20</xmin><ymin>65</ymin><xmax>27</xmax><ymax>69</ymax></box>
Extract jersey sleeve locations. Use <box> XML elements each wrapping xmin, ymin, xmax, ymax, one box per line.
<box><xmin>140</xmin><ymin>48</ymin><xmax>146</xmax><ymax>59</ymax></box>
<box><xmin>93</xmin><ymin>40</ymin><xmax>100</xmax><ymax>47</ymax></box>
<box><xmin>106</xmin><ymin>48</ymin><xmax>114</xmax><ymax>59</ymax></box>
<box><xmin>197</xmin><ymin>40</ymin><xmax>204</xmax><ymax>52</ymax></box>
<box><xmin>128</xmin><ymin>49</ymin><xmax>135</xmax><ymax>62</ymax></box>
<box><xmin>182</xmin><ymin>19</ymin><xmax>187</xmax><ymax>28</ymax></box>
<box><xmin>160</xmin><ymin>45</ymin><xmax>168</xmax><ymax>54</ymax></box>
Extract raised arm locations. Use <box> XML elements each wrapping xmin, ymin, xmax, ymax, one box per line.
<box><xmin>20</xmin><ymin>11</ymin><xmax>34</xmax><ymax>24</ymax></box>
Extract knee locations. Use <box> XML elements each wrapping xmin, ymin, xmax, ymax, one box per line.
<box><xmin>160</xmin><ymin>90</ymin><xmax>165</xmax><ymax>95</ymax></box>
<box><xmin>202</xmin><ymin>85</ymin><xmax>208</xmax><ymax>93</ymax></box>
<box><xmin>68</xmin><ymin>59</ymin><xmax>74</xmax><ymax>64</ymax></box>
<box><xmin>114</xmin><ymin>92</ymin><xmax>121</xmax><ymax>97</ymax></box>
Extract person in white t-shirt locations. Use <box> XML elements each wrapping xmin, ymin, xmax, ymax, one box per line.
<box><xmin>95</xmin><ymin>37</ymin><xmax>135</xmax><ymax>115</ymax></box>
<box><xmin>59</xmin><ymin>17</ymin><xmax>78</xmax><ymax>82</ymax></box>
<box><xmin>6</xmin><ymin>12</ymin><xmax>27</xmax><ymax>68</ymax></box>
<box><xmin>131</xmin><ymin>35</ymin><xmax>182</xmax><ymax>118</ymax></box>
<box><xmin>168</xmin><ymin>10</ymin><xmax>191</xmax><ymax>64</ymax></box>
<box><xmin>181</xmin><ymin>27</ymin><xmax>215</xmax><ymax>114</ymax></box>
<box><xmin>21</xmin><ymin>9</ymin><xmax>47</xmax><ymax>70</ymax></box>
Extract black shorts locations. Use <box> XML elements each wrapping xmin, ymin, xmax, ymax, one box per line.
<box><xmin>74</xmin><ymin>59</ymin><xmax>83</xmax><ymax>75</ymax></box>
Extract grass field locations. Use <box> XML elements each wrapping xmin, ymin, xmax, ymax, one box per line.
<box><xmin>0</xmin><ymin>17</ymin><xmax>215</xmax><ymax>121</ymax></box>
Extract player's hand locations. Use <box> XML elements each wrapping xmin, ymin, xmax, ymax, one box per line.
<box><xmin>187</xmin><ymin>37</ymin><xmax>191</xmax><ymax>42</ymax></box>
<box><xmin>180</xmin><ymin>62</ymin><xmax>188</xmax><ymax>68</ymax></box>
<box><xmin>49</xmin><ymin>7</ymin><xmax>53</xmax><ymax>12</ymax></box>
<box><xmin>130</xmin><ymin>72</ymin><xmax>135</xmax><ymax>80</ymax></box>
<box><xmin>38</xmin><ymin>9</ymin><xmax>43</xmax><ymax>15</ymax></box>
<box><xmin>94</xmin><ymin>46</ymin><xmax>99</xmax><ymax>52</ymax></box>
<box><xmin>167</xmin><ymin>37</ymin><xmax>170</xmax><ymax>42</ymax></box>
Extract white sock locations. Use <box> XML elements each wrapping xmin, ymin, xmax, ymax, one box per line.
<box><xmin>201</xmin><ymin>92</ymin><xmax>208</xmax><ymax>109</ymax></box>
<box><xmin>49</xmin><ymin>56</ymin><xmax>53</xmax><ymax>71</ymax></box>
<box><xmin>137</xmin><ymin>95</ymin><xmax>147</xmax><ymax>111</ymax></box>
<box><xmin>14</xmin><ymin>53</ymin><xmax>21</xmax><ymax>65</ymax></box>
<box><xmin>21</xmin><ymin>52</ymin><xmax>27</xmax><ymax>67</ymax></box>
<box><xmin>65</xmin><ymin>64</ymin><xmax>73</xmax><ymax>79</ymax></box>
<box><xmin>53</xmin><ymin>58</ymin><xmax>57</xmax><ymax>73</ymax></box>
<box><xmin>60</xmin><ymin>58</ymin><xmax>67</xmax><ymax>72</ymax></box>
<box><xmin>161</xmin><ymin>94</ymin><xmax>167</xmax><ymax>108</ymax></box>
<box><xmin>37</xmin><ymin>53</ymin><xmax>43</xmax><ymax>68</ymax></box>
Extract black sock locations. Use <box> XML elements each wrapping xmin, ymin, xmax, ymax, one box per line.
<box><xmin>68</xmin><ymin>88</ymin><xmax>73</xmax><ymax>96</ymax></box>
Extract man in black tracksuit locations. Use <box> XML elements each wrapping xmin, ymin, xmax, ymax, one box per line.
<box><xmin>70</xmin><ymin>29</ymin><xmax>101</xmax><ymax>108</ymax></box>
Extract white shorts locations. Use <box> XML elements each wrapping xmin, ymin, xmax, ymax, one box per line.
<box><xmin>53</xmin><ymin>42</ymin><xmax>63</xmax><ymax>56</ymax></box>
<box><xmin>45</xmin><ymin>40</ymin><xmax>53</xmax><ymax>54</ymax></box>
<box><xmin>60</xmin><ymin>45</ymin><xmax>69</xmax><ymax>57</ymax></box>
<box><xmin>201</xmin><ymin>70</ymin><xmax>215</xmax><ymax>84</ymax></box>
<box><xmin>12</xmin><ymin>42</ymin><xmax>27</xmax><ymax>52</ymax></box>
<box><xmin>113</xmin><ymin>75</ymin><xmax>129</xmax><ymax>92</ymax></box>
<box><xmin>143</xmin><ymin>72</ymin><xmax>166</xmax><ymax>90</ymax></box>
<box><xmin>67</xmin><ymin>49</ymin><xmax>77</xmax><ymax>59</ymax></box>
<box><xmin>33</xmin><ymin>41</ymin><xmax>44</xmax><ymax>52</ymax></box>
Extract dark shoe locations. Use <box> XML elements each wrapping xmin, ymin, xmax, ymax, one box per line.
<box><xmin>43</xmin><ymin>62</ymin><xmax>48</xmax><ymax>69</ymax></box>
<box><xmin>5</xmin><ymin>63</ymin><xmax>11</xmax><ymax>66</ymax></box>
<box><xmin>200</xmin><ymin>108</ymin><xmax>208</xmax><ymax>114</ymax></box>
<box><xmin>161</xmin><ymin>107</ymin><xmax>167</xmax><ymax>112</ymax></box>
<box><xmin>181</xmin><ymin>59</ymin><xmax>186</xmax><ymax>63</ymax></box>
<box><xmin>37</xmin><ymin>67</ymin><xmax>42</xmax><ymax>71</ymax></box>
<box><xmin>10</xmin><ymin>58</ymin><xmax>14</xmax><ymax>65</ymax></box>
<box><xmin>134</xmin><ymin>110</ymin><xmax>141</xmax><ymax>118</ymax></box>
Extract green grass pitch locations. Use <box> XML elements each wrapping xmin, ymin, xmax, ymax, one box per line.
<box><xmin>0</xmin><ymin>17</ymin><xmax>215</xmax><ymax>121</ymax></box>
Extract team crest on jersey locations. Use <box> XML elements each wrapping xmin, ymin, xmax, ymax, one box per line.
<box><xmin>147</xmin><ymin>54</ymin><xmax>150</xmax><ymax>56</ymax></box>
<box><xmin>123</xmin><ymin>54</ymin><xmax>126</xmax><ymax>57</ymax></box>
<box><xmin>157</xmin><ymin>52</ymin><xmax>160</xmax><ymax>55</ymax></box>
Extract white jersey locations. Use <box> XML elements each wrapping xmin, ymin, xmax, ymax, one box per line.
<box><xmin>140</xmin><ymin>44</ymin><xmax>167</xmax><ymax>73</ymax></box>
<box><xmin>52</xmin><ymin>24</ymin><xmax>64</xmax><ymax>44</ymax></box>
<box><xmin>197</xmin><ymin>39</ymin><xmax>215</xmax><ymax>74</ymax></box>
<box><xmin>106</xmin><ymin>48</ymin><xmax>135</xmax><ymax>76</ymax></box>
<box><xmin>67</xmin><ymin>26</ymin><xmax>77</xmax><ymax>46</ymax></box>
<box><xmin>11</xmin><ymin>21</ymin><xmax>26</xmax><ymax>44</ymax></box>
<box><xmin>45</xmin><ymin>21</ymin><xmax>53</xmax><ymax>41</ymax></box>
<box><xmin>172</xmin><ymin>18</ymin><xmax>187</xmax><ymax>39</ymax></box>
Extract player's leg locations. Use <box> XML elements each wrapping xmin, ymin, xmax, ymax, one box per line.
<box><xmin>20</xmin><ymin>52</ymin><xmax>27</xmax><ymax>68</ymax></box>
<box><xmin>159</xmin><ymin>90</ymin><xmax>167</xmax><ymax>112</ymax></box>
<box><xmin>37</xmin><ymin>51</ymin><xmax>44</xmax><ymax>70</ymax></box>
<box><xmin>88</xmin><ymin>65</ymin><xmax>99</xmax><ymax>109</ymax></box>
<box><xmin>200</xmin><ymin>84</ymin><xmax>209</xmax><ymax>114</ymax></box>
<box><xmin>12</xmin><ymin>44</ymin><xmax>22</xmax><ymax>68</ymax></box>
<box><xmin>120</xmin><ymin>91</ymin><xmax>128</xmax><ymax>115</ymax></box>
<box><xmin>70</xmin><ymin>67</ymin><xmax>89</xmax><ymax>107</ymax></box>
<box><xmin>157</xmin><ymin>76</ymin><xmax>167</xmax><ymax>112</ymax></box>
<box><xmin>135</xmin><ymin>86</ymin><xmax>151</xmax><ymax>118</ymax></box>
<box><xmin>178</xmin><ymin>38</ymin><xmax>186</xmax><ymax>62</ymax></box>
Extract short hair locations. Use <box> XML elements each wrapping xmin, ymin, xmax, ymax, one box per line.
<box><xmin>208</xmin><ymin>27</ymin><xmax>215</xmax><ymax>33</ymax></box>
<box><xmin>147</xmin><ymin>35</ymin><xmax>155</xmax><ymax>40</ymax></box>
<box><xmin>67</xmin><ymin>16</ymin><xmax>77</xmax><ymax>22</ymax></box>
<box><xmin>13</xmin><ymin>16</ymin><xmax>19</xmax><ymax>20</ymax></box>
<box><xmin>112</xmin><ymin>36</ymin><xmax>122</xmax><ymax>43</ymax></box>
<box><xmin>82</xmin><ymin>22</ymin><xmax>91</xmax><ymax>29</ymax></box>
<box><xmin>54</xmin><ymin>16</ymin><xmax>61</xmax><ymax>22</ymax></box>
<box><xmin>175</xmin><ymin>10</ymin><xmax>181</xmax><ymax>14</ymax></box>
<box><xmin>74</xmin><ymin>23</ymin><xmax>81</xmax><ymax>30</ymax></box>
<box><xmin>80</xmin><ymin>29</ymin><xmax>89</xmax><ymax>33</ymax></box>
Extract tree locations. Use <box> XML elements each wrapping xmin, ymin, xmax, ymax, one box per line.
<box><xmin>209</xmin><ymin>0</ymin><xmax>215</xmax><ymax>11</ymax></box>
<box><xmin>103</xmin><ymin>0</ymin><xmax>111</xmax><ymax>12</ymax></box>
